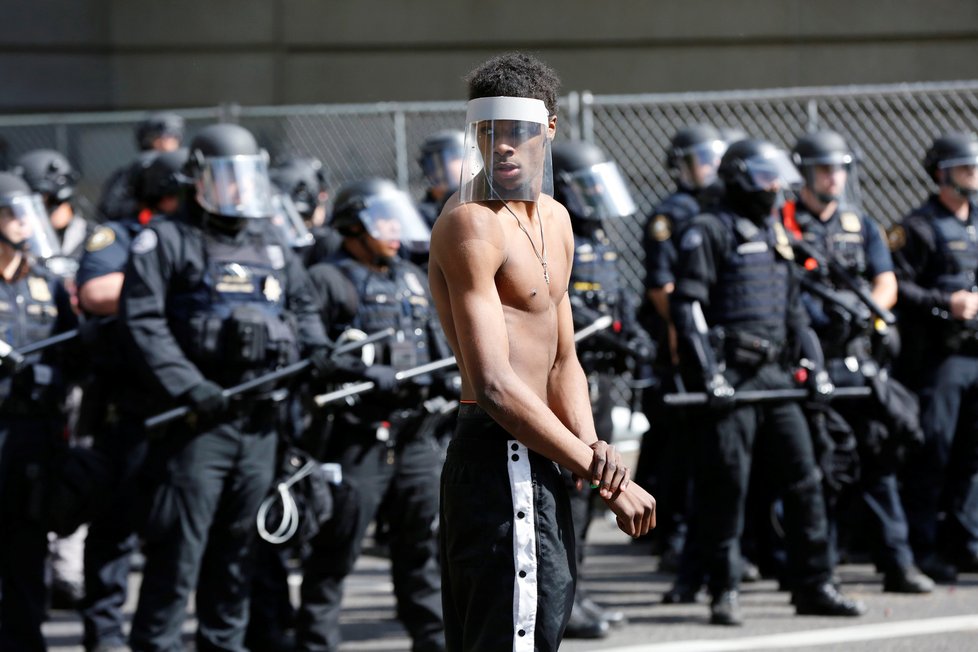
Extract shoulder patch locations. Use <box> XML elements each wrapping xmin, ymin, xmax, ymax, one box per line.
<box><xmin>680</xmin><ymin>227</ymin><xmax>703</xmax><ymax>251</ymax></box>
<box><xmin>649</xmin><ymin>214</ymin><xmax>672</xmax><ymax>242</ymax></box>
<box><xmin>28</xmin><ymin>277</ymin><xmax>52</xmax><ymax>303</ymax></box>
<box><xmin>887</xmin><ymin>225</ymin><xmax>906</xmax><ymax>251</ymax></box>
<box><xmin>85</xmin><ymin>226</ymin><xmax>116</xmax><ymax>252</ymax></box>
<box><xmin>840</xmin><ymin>211</ymin><xmax>862</xmax><ymax>233</ymax></box>
<box><xmin>130</xmin><ymin>229</ymin><xmax>158</xmax><ymax>255</ymax></box>
<box><xmin>772</xmin><ymin>222</ymin><xmax>795</xmax><ymax>261</ymax></box>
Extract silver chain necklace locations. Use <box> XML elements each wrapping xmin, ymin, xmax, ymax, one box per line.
<box><xmin>503</xmin><ymin>202</ymin><xmax>549</xmax><ymax>285</ymax></box>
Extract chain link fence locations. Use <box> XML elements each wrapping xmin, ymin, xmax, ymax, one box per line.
<box><xmin>2</xmin><ymin>80</ymin><xmax>977</xmax><ymax>289</ymax></box>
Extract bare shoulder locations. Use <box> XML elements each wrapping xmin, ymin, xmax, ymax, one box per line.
<box><xmin>430</xmin><ymin>201</ymin><xmax>507</xmax><ymax>261</ymax></box>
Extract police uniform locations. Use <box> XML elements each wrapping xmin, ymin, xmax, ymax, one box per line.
<box><xmin>789</xmin><ymin>201</ymin><xmax>925</xmax><ymax>585</ymax></box>
<box><xmin>75</xmin><ymin>219</ymin><xmax>154</xmax><ymax>651</ymax></box>
<box><xmin>120</xmin><ymin>210</ymin><xmax>330</xmax><ymax>652</ymax></box>
<box><xmin>297</xmin><ymin>254</ymin><xmax>446</xmax><ymax>652</ymax></box>
<box><xmin>891</xmin><ymin>194</ymin><xmax>978</xmax><ymax>570</ymax></box>
<box><xmin>567</xmin><ymin>223</ymin><xmax>652</xmax><ymax>560</ymax></box>
<box><xmin>637</xmin><ymin>189</ymin><xmax>708</xmax><ymax>573</ymax></box>
<box><xmin>672</xmin><ymin>209</ymin><xmax>835</xmax><ymax>601</ymax></box>
<box><xmin>0</xmin><ymin>261</ymin><xmax>77</xmax><ymax>652</ymax></box>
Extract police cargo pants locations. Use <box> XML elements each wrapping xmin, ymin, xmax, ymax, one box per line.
<box><xmin>129</xmin><ymin>411</ymin><xmax>276</xmax><ymax>652</ymax></box>
<box><xmin>696</xmin><ymin>363</ymin><xmax>833</xmax><ymax>597</ymax></box>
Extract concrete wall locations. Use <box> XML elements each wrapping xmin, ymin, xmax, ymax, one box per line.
<box><xmin>4</xmin><ymin>0</ymin><xmax>977</xmax><ymax>112</ymax></box>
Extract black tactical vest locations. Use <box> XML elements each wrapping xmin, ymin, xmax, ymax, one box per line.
<box><xmin>570</xmin><ymin>229</ymin><xmax>623</xmax><ymax>317</ymax></box>
<box><xmin>168</xmin><ymin>229</ymin><xmax>297</xmax><ymax>381</ymax></box>
<box><xmin>0</xmin><ymin>266</ymin><xmax>63</xmax><ymax>410</ymax></box>
<box><xmin>928</xmin><ymin>211</ymin><xmax>978</xmax><ymax>294</ymax></box>
<box><xmin>708</xmin><ymin>211</ymin><xmax>790</xmax><ymax>343</ymax></box>
<box><xmin>334</xmin><ymin>257</ymin><xmax>433</xmax><ymax>377</ymax></box>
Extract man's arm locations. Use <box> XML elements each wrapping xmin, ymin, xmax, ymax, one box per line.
<box><xmin>119</xmin><ymin>225</ymin><xmax>205</xmax><ymax>399</ymax></box>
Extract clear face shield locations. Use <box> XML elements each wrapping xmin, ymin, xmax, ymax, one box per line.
<box><xmin>558</xmin><ymin>161</ymin><xmax>638</xmax><ymax>220</ymax></box>
<box><xmin>939</xmin><ymin>155</ymin><xmax>978</xmax><ymax>196</ymax></box>
<box><xmin>459</xmin><ymin>97</ymin><xmax>554</xmax><ymax>204</ymax></box>
<box><xmin>0</xmin><ymin>193</ymin><xmax>61</xmax><ymax>260</ymax></box>
<box><xmin>798</xmin><ymin>151</ymin><xmax>860</xmax><ymax>206</ymax></box>
<box><xmin>270</xmin><ymin>193</ymin><xmax>315</xmax><ymax>250</ymax></box>
<box><xmin>421</xmin><ymin>144</ymin><xmax>465</xmax><ymax>193</ymax></box>
<box><xmin>195</xmin><ymin>154</ymin><xmax>275</xmax><ymax>219</ymax></box>
<box><xmin>676</xmin><ymin>139</ymin><xmax>726</xmax><ymax>189</ymax></box>
<box><xmin>358</xmin><ymin>187</ymin><xmax>431</xmax><ymax>253</ymax></box>
<box><xmin>742</xmin><ymin>149</ymin><xmax>804</xmax><ymax>194</ymax></box>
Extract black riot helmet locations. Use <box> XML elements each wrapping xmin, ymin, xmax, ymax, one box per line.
<box><xmin>133</xmin><ymin>148</ymin><xmax>189</xmax><ymax>208</ymax></box>
<box><xmin>136</xmin><ymin>112</ymin><xmax>185</xmax><ymax>151</ymax></box>
<box><xmin>0</xmin><ymin>172</ymin><xmax>60</xmax><ymax>258</ymax></box>
<box><xmin>719</xmin><ymin>138</ymin><xmax>803</xmax><ymax>221</ymax></box>
<box><xmin>184</xmin><ymin>123</ymin><xmax>274</xmax><ymax>219</ymax></box>
<box><xmin>269</xmin><ymin>157</ymin><xmax>329</xmax><ymax>220</ymax></box>
<box><xmin>667</xmin><ymin>124</ymin><xmax>725</xmax><ymax>191</ymax></box>
<box><xmin>329</xmin><ymin>178</ymin><xmax>430</xmax><ymax>253</ymax></box>
<box><xmin>418</xmin><ymin>130</ymin><xmax>465</xmax><ymax>193</ymax></box>
<box><xmin>792</xmin><ymin>130</ymin><xmax>857</xmax><ymax>203</ymax></box>
<box><xmin>922</xmin><ymin>132</ymin><xmax>978</xmax><ymax>198</ymax></box>
<box><xmin>551</xmin><ymin>140</ymin><xmax>637</xmax><ymax>221</ymax></box>
<box><xmin>14</xmin><ymin>149</ymin><xmax>79</xmax><ymax>205</ymax></box>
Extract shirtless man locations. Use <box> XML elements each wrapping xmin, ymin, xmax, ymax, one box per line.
<box><xmin>428</xmin><ymin>52</ymin><xmax>656</xmax><ymax>652</ymax></box>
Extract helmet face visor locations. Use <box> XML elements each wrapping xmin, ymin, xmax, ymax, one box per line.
<box><xmin>675</xmin><ymin>139</ymin><xmax>725</xmax><ymax>189</ymax></box>
<box><xmin>459</xmin><ymin>97</ymin><xmax>554</xmax><ymax>204</ymax></box>
<box><xmin>358</xmin><ymin>188</ymin><xmax>431</xmax><ymax>253</ymax></box>
<box><xmin>421</xmin><ymin>143</ymin><xmax>465</xmax><ymax>192</ymax></box>
<box><xmin>560</xmin><ymin>161</ymin><xmax>637</xmax><ymax>220</ymax></box>
<box><xmin>0</xmin><ymin>193</ymin><xmax>61</xmax><ymax>259</ymax></box>
<box><xmin>270</xmin><ymin>193</ymin><xmax>315</xmax><ymax>250</ymax></box>
<box><xmin>741</xmin><ymin>149</ymin><xmax>803</xmax><ymax>192</ymax></box>
<box><xmin>938</xmin><ymin>154</ymin><xmax>978</xmax><ymax>170</ymax></box>
<box><xmin>196</xmin><ymin>155</ymin><xmax>275</xmax><ymax>218</ymax></box>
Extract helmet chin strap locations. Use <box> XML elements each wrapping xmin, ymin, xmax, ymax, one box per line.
<box><xmin>0</xmin><ymin>230</ymin><xmax>27</xmax><ymax>252</ymax></box>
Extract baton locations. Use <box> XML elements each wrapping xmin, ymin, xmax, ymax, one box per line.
<box><xmin>663</xmin><ymin>385</ymin><xmax>871</xmax><ymax>407</ymax></box>
<box><xmin>313</xmin><ymin>314</ymin><xmax>616</xmax><ymax>408</ymax></box>
<box><xmin>145</xmin><ymin>327</ymin><xmax>395</xmax><ymax>429</ymax></box>
<box><xmin>8</xmin><ymin>315</ymin><xmax>119</xmax><ymax>358</ymax></box>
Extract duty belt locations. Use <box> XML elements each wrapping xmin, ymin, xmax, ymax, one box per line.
<box><xmin>724</xmin><ymin>332</ymin><xmax>783</xmax><ymax>368</ymax></box>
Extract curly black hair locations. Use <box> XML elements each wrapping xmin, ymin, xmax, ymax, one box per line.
<box><xmin>465</xmin><ymin>52</ymin><xmax>561</xmax><ymax>118</ymax></box>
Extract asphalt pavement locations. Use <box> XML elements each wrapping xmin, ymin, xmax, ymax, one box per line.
<box><xmin>44</xmin><ymin>512</ymin><xmax>978</xmax><ymax>651</ymax></box>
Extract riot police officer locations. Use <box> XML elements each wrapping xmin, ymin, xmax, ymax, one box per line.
<box><xmin>0</xmin><ymin>172</ymin><xmax>78</xmax><ymax>651</ymax></box>
<box><xmin>671</xmin><ymin>138</ymin><xmax>866</xmax><ymax>625</ymax></box>
<box><xmin>269</xmin><ymin>156</ymin><xmax>342</xmax><ymax>266</ymax></box>
<box><xmin>98</xmin><ymin>111</ymin><xmax>185</xmax><ymax>222</ymax></box>
<box><xmin>891</xmin><ymin>131</ymin><xmax>978</xmax><ymax>580</ymax></box>
<box><xmin>119</xmin><ymin>123</ymin><xmax>334</xmax><ymax>651</ymax></box>
<box><xmin>298</xmin><ymin>178</ymin><xmax>447</xmax><ymax>652</ymax></box>
<box><xmin>638</xmin><ymin>124</ymin><xmax>727</xmax><ymax>580</ymax></box>
<box><xmin>76</xmin><ymin>148</ymin><xmax>187</xmax><ymax>652</ymax></box>
<box><xmin>15</xmin><ymin>148</ymin><xmax>93</xmax><ymax>279</ymax></box>
<box><xmin>551</xmin><ymin>139</ymin><xmax>652</xmax><ymax>638</ymax></box>
<box><xmin>416</xmin><ymin>130</ymin><xmax>464</xmax><ymax>229</ymax></box>
<box><xmin>787</xmin><ymin>130</ymin><xmax>933</xmax><ymax>592</ymax></box>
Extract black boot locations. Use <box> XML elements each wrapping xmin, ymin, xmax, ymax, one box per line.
<box><xmin>564</xmin><ymin>596</ymin><xmax>610</xmax><ymax>639</ymax></box>
<box><xmin>793</xmin><ymin>582</ymin><xmax>866</xmax><ymax>617</ymax></box>
<box><xmin>882</xmin><ymin>566</ymin><xmax>935</xmax><ymax>594</ymax></box>
<box><xmin>709</xmin><ymin>591</ymin><xmax>743</xmax><ymax>626</ymax></box>
<box><xmin>662</xmin><ymin>581</ymin><xmax>699</xmax><ymax>604</ymax></box>
<box><xmin>579</xmin><ymin>593</ymin><xmax>627</xmax><ymax>627</ymax></box>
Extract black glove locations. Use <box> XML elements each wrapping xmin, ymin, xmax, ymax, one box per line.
<box><xmin>807</xmin><ymin>369</ymin><xmax>835</xmax><ymax>402</ymax></box>
<box><xmin>0</xmin><ymin>339</ymin><xmax>25</xmax><ymax>379</ymax></box>
<box><xmin>705</xmin><ymin>372</ymin><xmax>735</xmax><ymax>409</ymax></box>
<box><xmin>363</xmin><ymin>365</ymin><xmax>399</xmax><ymax>392</ymax></box>
<box><xmin>626</xmin><ymin>334</ymin><xmax>658</xmax><ymax>364</ymax></box>
<box><xmin>185</xmin><ymin>380</ymin><xmax>228</xmax><ymax>418</ymax></box>
<box><xmin>308</xmin><ymin>347</ymin><xmax>337</xmax><ymax>379</ymax></box>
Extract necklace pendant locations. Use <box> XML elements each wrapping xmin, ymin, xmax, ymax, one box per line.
<box><xmin>542</xmin><ymin>261</ymin><xmax>550</xmax><ymax>285</ymax></box>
